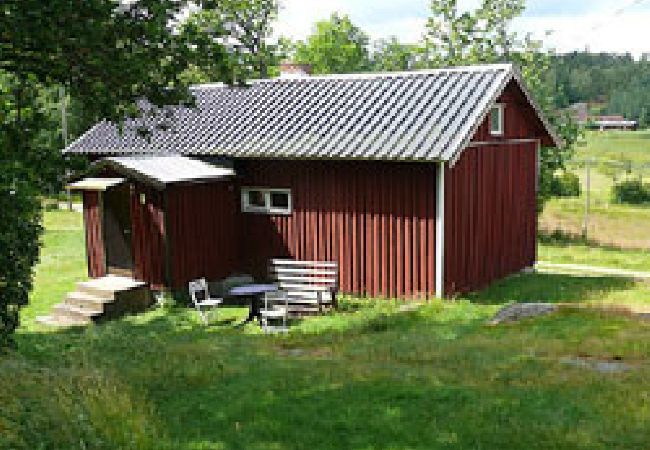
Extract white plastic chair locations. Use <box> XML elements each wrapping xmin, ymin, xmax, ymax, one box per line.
<box><xmin>260</xmin><ymin>290</ymin><xmax>289</xmax><ymax>333</ymax></box>
<box><xmin>188</xmin><ymin>278</ymin><xmax>223</xmax><ymax>325</ymax></box>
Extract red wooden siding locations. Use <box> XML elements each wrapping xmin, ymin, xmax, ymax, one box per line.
<box><xmin>130</xmin><ymin>184</ymin><xmax>167</xmax><ymax>288</ymax></box>
<box><xmin>444</xmin><ymin>143</ymin><xmax>537</xmax><ymax>296</ymax></box>
<box><xmin>82</xmin><ymin>191</ymin><xmax>106</xmax><ymax>278</ymax></box>
<box><xmin>166</xmin><ymin>182</ymin><xmax>240</xmax><ymax>290</ymax></box>
<box><xmin>472</xmin><ymin>79</ymin><xmax>554</xmax><ymax>145</ymax></box>
<box><xmin>238</xmin><ymin>160</ymin><xmax>437</xmax><ymax>299</ymax></box>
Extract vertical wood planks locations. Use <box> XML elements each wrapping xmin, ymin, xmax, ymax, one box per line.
<box><xmin>239</xmin><ymin>160</ymin><xmax>437</xmax><ymax>300</ymax></box>
<box><xmin>82</xmin><ymin>191</ymin><xmax>106</xmax><ymax>278</ymax></box>
<box><xmin>444</xmin><ymin>143</ymin><xmax>537</xmax><ymax>296</ymax></box>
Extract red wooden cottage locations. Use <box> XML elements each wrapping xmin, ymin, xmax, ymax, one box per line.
<box><xmin>65</xmin><ymin>63</ymin><xmax>561</xmax><ymax>299</ymax></box>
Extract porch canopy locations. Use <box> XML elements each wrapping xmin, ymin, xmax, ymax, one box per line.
<box><xmin>68</xmin><ymin>155</ymin><xmax>235</xmax><ymax>191</ymax></box>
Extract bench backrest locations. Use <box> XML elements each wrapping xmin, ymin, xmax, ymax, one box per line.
<box><xmin>269</xmin><ymin>259</ymin><xmax>338</xmax><ymax>303</ymax></box>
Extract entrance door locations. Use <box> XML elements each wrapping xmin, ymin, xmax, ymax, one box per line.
<box><xmin>103</xmin><ymin>184</ymin><xmax>134</xmax><ymax>276</ymax></box>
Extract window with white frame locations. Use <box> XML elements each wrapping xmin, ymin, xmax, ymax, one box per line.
<box><xmin>490</xmin><ymin>103</ymin><xmax>504</xmax><ymax>136</ymax></box>
<box><xmin>241</xmin><ymin>187</ymin><xmax>292</xmax><ymax>215</ymax></box>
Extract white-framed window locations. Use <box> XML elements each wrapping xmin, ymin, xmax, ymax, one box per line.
<box><xmin>241</xmin><ymin>187</ymin><xmax>292</xmax><ymax>215</ymax></box>
<box><xmin>490</xmin><ymin>103</ymin><xmax>504</xmax><ymax>136</ymax></box>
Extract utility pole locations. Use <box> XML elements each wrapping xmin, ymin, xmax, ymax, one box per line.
<box><xmin>60</xmin><ymin>86</ymin><xmax>72</xmax><ymax>211</ymax></box>
<box><xmin>582</xmin><ymin>158</ymin><xmax>592</xmax><ymax>239</ymax></box>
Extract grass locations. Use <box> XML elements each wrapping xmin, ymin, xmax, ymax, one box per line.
<box><xmin>540</xmin><ymin>130</ymin><xmax>650</xmax><ymax>249</ymax></box>
<box><xmin>574</xmin><ymin>130</ymin><xmax>650</xmax><ymax>165</ymax></box>
<box><xmin>4</xmin><ymin>210</ymin><xmax>650</xmax><ymax>449</ymax></box>
<box><xmin>19</xmin><ymin>210</ymin><xmax>89</xmax><ymax>327</ymax></box>
<box><xmin>539</xmin><ymin>238</ymin><xmax>650</xmax><ymax>273</ymax></box>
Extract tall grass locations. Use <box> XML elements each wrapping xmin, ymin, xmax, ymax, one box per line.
<box><xmin>0</xmin><ymin>357</ymin><xmax>164</xmax><ymax>450</ymax></box>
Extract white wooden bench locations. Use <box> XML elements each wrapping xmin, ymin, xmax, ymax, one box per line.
<box><xmin>268</xmin><ymin>259</ymin><xmax>339</xmax><ymax>316</ymax></box>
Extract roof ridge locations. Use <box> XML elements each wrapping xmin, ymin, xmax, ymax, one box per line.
<box><xmin>191</xmin><ymin>63</ymin><xmax>515</xmax><ymax>90</ymax></box>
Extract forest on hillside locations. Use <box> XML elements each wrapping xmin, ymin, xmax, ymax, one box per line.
<box><xmin>550</xmin><ymin>52</ymin><xmax>650</xmax><ymax>125</ymax></box>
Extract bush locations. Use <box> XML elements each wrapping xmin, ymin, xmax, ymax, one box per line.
<box><xmin>0</xmin><ymin>179</ymin><xmax>42</xmax><ymax>350</ymax></box>
<box><xmin>550</xmin><ymin>171</ymin><xmax>582</xmax><ymax>198</ymax></box>
<box><xmin>612</xmin><ymin>178</ymin><xmax>650</xmax><ymax>205</ymax></box>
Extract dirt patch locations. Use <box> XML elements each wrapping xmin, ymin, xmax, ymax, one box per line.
<box><xmin>276</xmin><ymin>346</ymin><xmax>334</xmax><ymax>359</ymax></box>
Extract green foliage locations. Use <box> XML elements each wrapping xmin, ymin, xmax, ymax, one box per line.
<box><xmin>550</xmin><ymin>171</ymin><xmax>581</xmax><ymax>198</ymax></box>
<box><xmin>371</xmin><ymin>37</ymin><xmax>421</xmax><ymax>72</ymax></box>
<box><xmin>612</xmin><ymin>178</ymin><xmax>650</xmax><ymax>205</ymax></box>
<box><xmin>294</xmin><ymin>13</ymin><xmax>370</xmax><ymax>74</ymax></box>
<box><xmin>0</xmin><ymin>0</ymin><xmax>239</xmax><ymax>348</ymax></box>
<box><xmin>423</xmin><ymin>0</ymin><xmax>526</xmax><ymax>66</ymax></box>
<box><xmin>550</xmin><ymin>52</ymin><xmax>650</xmax><ymax>123</ymax></box>
<box><xmin>180</xmin><ymin>0</ymin><xmax>279</xmax><ymax>82</ymax></box>
<box><xmin>0</xmin><ymin>74</ymin><xmax>46</xmax><ymax>350</ymax></box>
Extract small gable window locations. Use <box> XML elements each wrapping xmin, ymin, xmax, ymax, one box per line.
<box><xmin>242</xmin><ymin>187</ymin><xmax>292</xmax><ymax>215</ymax></box>
<box><xmin>490</xmin><ymin>104</ymin><xmax>504</xmax><ymax>136</ymax></box>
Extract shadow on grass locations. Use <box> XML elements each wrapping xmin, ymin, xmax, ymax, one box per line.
<box><xmin>465</xmin><ymin>272</ymin><xmax>636</xmax><ymax>305</ymax></box>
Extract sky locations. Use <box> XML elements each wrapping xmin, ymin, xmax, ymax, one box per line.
<box><xmin>274</xmin><ymin>0</ymin><xmax>650</xmax><ymax>57</ymax></box>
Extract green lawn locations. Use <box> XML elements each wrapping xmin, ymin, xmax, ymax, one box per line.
<box><xmin>541</xmin><ymin>130</ymin><xmax>650</xmax><ymax>249</ymax></box>
<box><xmin>574</xmin><ymin>130</ymin><xmax>650</xmax><ymax>165</ymax></box>
<box><xmin>4</xmin><ymin>211</ymin><xmax>650</xmax><ymax>449</ymax></box>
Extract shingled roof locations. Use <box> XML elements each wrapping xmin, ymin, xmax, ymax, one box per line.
<box><xmin>64</xmin><ymin>63</ymin><xmax>561</xmax><ymax>163</ymax></box>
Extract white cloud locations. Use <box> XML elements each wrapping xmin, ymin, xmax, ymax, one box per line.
<box><xmin>514</xmin><ymin>11</ymin><xmax>650</xmax><ymax>57</ymax></box>
<box><xmin>274</xmin><ymin>0</ymin><xmax>650</xmax><ymax>57</ymax></box>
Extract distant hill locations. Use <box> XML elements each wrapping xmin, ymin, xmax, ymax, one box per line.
<box><xmin>550</xmin><ymin>52</ymin><xmax>650</xmax><ymax>127</ymax></box>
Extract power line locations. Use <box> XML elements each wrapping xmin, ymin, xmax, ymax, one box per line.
<box><xmin>543</xmin><ymin>0</ymin><xmax>649</xmax><ymax>43</ymax></box>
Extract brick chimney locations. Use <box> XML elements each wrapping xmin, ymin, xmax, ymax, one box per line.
<box><xmin>279</xmin><ymin>61</ymin><xmax>313</xmax><ymax>78</ymax></box>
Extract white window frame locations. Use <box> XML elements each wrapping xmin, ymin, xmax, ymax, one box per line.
<box><xmin>490</xmin><ymin>103</ymin><xmax>505</xmax><ymax>136</ymax></box>
<box><xmin>241</xmin><ymin>187</ymin><xmax>292</xmax><ymax>215</ymax></box>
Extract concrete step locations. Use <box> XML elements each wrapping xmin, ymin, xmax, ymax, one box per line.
<box><xmin>64</xmin><ymin>291</ymin><xmax>112</xmax><ymax>312</ymax></box>
<box><xmin>36</xmin><ymin>315</ymin><xmax>90</xmax><ymax>327</ymax></box>
<box><xmin>51</xmin><ymin>303</ymin><xmax>101</xmax><ymax>322</ymax></box>
<box><xmin>76</xmin><ymin>283</ymin><xmax>116</xmax><ymax>300</ymax></box>
<box><xmin>76</xmin><ymin>275</ymin><xmax>145</xmax><ymax>299</ymax></box>
<box><xmin>39</xmin><ymin>276</ymin><xmax>152</xmax><ymax>328</ymax></box>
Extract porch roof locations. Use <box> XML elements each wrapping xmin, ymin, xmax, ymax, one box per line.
<box><xmin>98</xmin><ymin>155</ymin><xmax>235</xmax><ymax>189</ymax></box>
<box><xmin>67</xmin><ymin>177</ymin><xmax>125</xmax><ymax>191</ymax></box>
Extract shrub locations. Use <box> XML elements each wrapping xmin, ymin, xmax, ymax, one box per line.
<box><xmin>550</xmin><ymin>171</ymin><xmax>582</xmax><ymax>198</ymax></box>
<box><xmin>612</xmin><ymin>178</ymin><xmax>650</xmax><ymax>205</ymax></box>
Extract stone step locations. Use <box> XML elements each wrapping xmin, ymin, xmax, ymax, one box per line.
<box><xmin>64</xmin><ymin>291</ymin><xmax>112</xmax><ymax>312</ymax></box>
<box><xmin>52</xmin><ymin>303</ymin><xmax>101</xmax><ymax>322</ymax></box>
<box><xmin>36</xmin><ymin>315</ymin><xmax>90</xmax><ymax>327</ymax></box>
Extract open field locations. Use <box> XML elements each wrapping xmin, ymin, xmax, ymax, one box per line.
<box><xmin>574</xmin><ymin>130</ymin><xmax>650</xmax><ymax>165</ymax></box>
<box><xmin>4</xmin><ymin>210</ymin><xmax>650</xmax><ymax>449</ymax></box>
<box><xmin>540</xmin><ymin>130</ymin><xmax>650</xmax><ymax>249</ymax></box>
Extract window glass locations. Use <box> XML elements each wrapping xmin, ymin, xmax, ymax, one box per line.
<box><xmin>247</xmin><ymin>190</ymin><xmax>266</xmax><ymax>208</ymax></box>
<box><xmin>270</xmin><ymin>191</ymin><xmax>289</xmax><ymax>209</ymax></box>
<box><xmin>242</xmin><ymin>188</ymin><xmax>291</xmax><ymax>214</ymax></box>
<box><xmin>490</xmin><ymin>105</ymin><xmax>503</xmax><ymax>135</ymax></box>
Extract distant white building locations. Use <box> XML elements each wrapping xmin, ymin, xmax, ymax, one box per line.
<box><xmin>590</xmin><ymin>115</ymin><xmax>638</xmax><ymax>131</ymax></box>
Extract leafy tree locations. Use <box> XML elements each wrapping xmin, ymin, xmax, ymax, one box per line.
<box><xmin>181</xmin><ymin>0</ymin><xmax>279</xmax><ymax>82</ymax></box>
<box><xmin>294</xmin><ymin>13</ymin><xmax>370</xmax><ymax>74</ymax></box>
<box><xmin>371</xmin><ymin>38</ymin><xmax>420</xmax><ymax>72</ymax></box>
<box><xmin>639</xmin><ymin>108</ymin><xmax>648</xmax><ymax>129</ymax></box>
<box><xmin>0</xmin><ymin>0</ymin><xmax>237</xmax><ymax>349</ymax></box>
<box><xmin>423</xmin><ymin>0</ymin><xmax>578</xmax><ymax>210</ymax></box>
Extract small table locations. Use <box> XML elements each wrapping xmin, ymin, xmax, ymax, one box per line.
<box><xmin>229</xmin><ymin>283</ymin><xmax>278</xmax><ymax>326</ymax></box>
